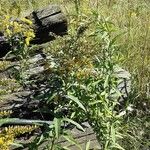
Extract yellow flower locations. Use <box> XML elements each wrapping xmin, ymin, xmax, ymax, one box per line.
<box><xmin>0</xmin><ymin>138</ymin><xmax>3</xmax><ymax>145</ymax></box>
<box><xmin>24</xmin><ymin>30</ymin><xmax>35</xmax><ymax>38</ymax></box>
<box><xmin>24</xmin><ymin>30</ymin><xmax>35</xmax><ymax>46</ymax></box>
<box><xmin>0</xmin><ymin>125</ymin><xmax>38</xmax><ymax>150</ymax></box>
<box><xmin>0</xmin><ymin>135</ymin><xmax>14</xmax><ymax>150</ymax></box>
<box><xmin>4</xmin><ymin>15</ymin><xmax>10</xmax><ymax>21</ymax></box>
<box><xmin>6</xmin><ymin>29</ymin><xmax>11</xmax><ymax>36</ymax></box>
<box><xmin>0</xmin><ymin>110</ymin><xmax>12</xmax><ymax>118</ymax></box>
<box><xmin>21</xmin><ymin>18</ymin><xmax>33</xmax><ymax>25</ymax></box>
<box><xmin>131</xmin><ymin>12</ymin><xmax>137</xmax><ymax>17</ymax></box>
<box><xmin>25</xmin><ymin>37</ymin><xmax>31</xmax><ymax>46</ymax></box>
<box><xmin>0</xmin><ymin>61</ymin><xmax>11</xmax><ymax>70</ymax></box>
<box><xmin>13</xmin><ymin>21</ymin><xmax>22</xmax><ymax>33</ymax></box>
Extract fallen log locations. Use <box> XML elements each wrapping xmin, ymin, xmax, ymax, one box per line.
<box><xmin>27</xmin><ymin>4</ymin><xmax>68</xmax><ymax>44</ymax></box>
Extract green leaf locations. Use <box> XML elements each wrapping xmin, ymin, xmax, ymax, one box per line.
<box><xmin>104</xmin><ymin>75</ymin><xmax>109</xmax><ymax>88</ymax></box>
<box><xmin>37</xmin><ymin>134</ymin><xmax>44</xmax><ymax>145</ymax></box>
<box><xmin>89</xmin><ymin>100</ymin><xmax>101</xmax><ymax>105</ymax></box>
<box><xmin>111</xmin><ymin>124</ymin><xmax>116</xmax><ymax>143</ymax></box>
<box><xmin>0</xmin><ymin>118</ymin><xmax>17</xmax><ymax>126</ymax></box>
<box><xmin>62</xmin><ymin>146</ymin><xmax>70</xmax><ymax>150</ymax></box>
<box><xmin>63</xmin><ymin>134</ymin><xmax>82</xmax><ymax>150</ymax></box>
<box><xmin>109</xmin><ymin>32</ymin><xmax>125</xmax><ymax>47</ymax></box>
<box><xmin>115</xmin><ymin>132</ymin><xmax>124</xmax><ymax>139</ymax></box>
<box><xmin>11</xmin><ymin>142</ymin><xmax>24</xmax><ymax>148</ymax></box>
<box><xmin>67</xmin><ymin>95</ymin><xmax>86</xmax><ymax>111</ymax></box>
<box><xmin>85</xmin><ymin>140</ymin><xmax>91</xmax><ymax>150</ymax></box>
<box><xmin>91</xmin><ymin>80</ymin><xmax>101</xmax><ymax>87</ymax></box>
<box><xmin>0</xmin><ymin>118</ymin><xmax>8</xmax><ymax>126</ymax></box>
<box><xmin>47</xmin><ymin>93</ymin><xmax>57</xmax><ymax>103</ymax></box>
<box><xmin>111</xmin><ymin>143</ymin><xmax>125</xmax><ymax>150</ymax></box>
<box><xmin>54</xmin><ymin>118</ymin><xmax>62</xmax><ymax>139</ymax></box>
<box><xmin>63</xmin><ymin>118</ymin><xmax>85</xmax><ymax>132</ymax></box>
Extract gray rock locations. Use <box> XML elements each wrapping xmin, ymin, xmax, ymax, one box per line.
<box><xmin>114</xmin><ymin>65</ymin><xmax>131</xmax><ymax>98</ymax></box>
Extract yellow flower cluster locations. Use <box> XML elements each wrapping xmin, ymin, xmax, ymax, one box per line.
<box><xmin>0</xmin><ymin>133</ymin><xmax>14</xmax><ymax>150</ymax></box>
<box><xmin>0</xmin><ymin>78</ymin><xmax>20</xmax><ymax>98</ymax></box>
<box><xmin>0</xmin><ymin>78</ymin><xmax>18</xmax><ymax>86</ymax></box>
<box><xmin>0</xmin><ymin>125</ymin><xmax>38</xmax><ymax>150</ymax></box>
<box><xmin>21</xmin><ymin>18</ymin><xmax>33</xmax><ymax>25</ymax></box>
<box><xmin>0</xmin><ymin>78</ymin><xmax>20</xmax><ymax>92</ymax></box>
<box><xmin>0</xmin><ymin>61</ymin><xmax>11</xmax><ymax>71</ymax></box>
<box><xmin>0</xmin><ymin>110</ymin><xmax>12</xmax><ymax>118</ymax></box>
<box><xmin>23</xmin><ymin>30</ymin><xmax>35</xmax><ymax>46</ymax></box>
<box><xmin>0</xmin><ymin>15</ymin><xmax>35</xmax><ymax>46</ymax></box>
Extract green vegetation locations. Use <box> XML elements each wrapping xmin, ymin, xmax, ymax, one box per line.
<box><xmin>0</xmin><ymin>0</ymin><xmax>149</xmax><ymax>150</ymax></box>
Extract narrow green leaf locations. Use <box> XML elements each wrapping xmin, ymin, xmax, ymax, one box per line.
<box><xmin>54</xmin><ymin>118</ymin><xmax>61</xmax><ymax>139</ymax></box>
<box><xmin>115</xmin><ymin>132</ymin><xmax>124</xmax><ymax>139</ymax></box>
<box><xmin>91</xmin><ymin>80</ymin><xmax>101</xmax><ymax>87</ymax></box>
<box><xmin>63</xmin><ymin>118</ymin><xmax>85</xmax><ymax>132</ymax></box>
<box><xmin>89</xmin><ymin>100</ymin><xmax>101</xmax><ymax>105</ymax></box>
<box><xmin>63</xmin><ymin>134</ymin><xmax>82</xmax><ymax>150</ymax></box>
<box><xmin>109</xmin><ymin>32</ymin><xmax>125</xmax><ymax>47</ymax></box>
<box><xmin>104</xmin><ymin>75</ymin><xmax>109</xmax><ymax>88</ymax></box>
<box><xmin>111</xmin><ymin>143</ymin><xmax>125</xmax><ymax>150</ymax></box>
<box><xmin>67</xmin><ymin>95</ymin><xmax>86</xmax><ymax>111</ymax></box>
<box><xmin>62</xmin><ymin>146</ymin><xmax>70</xmax><ymax>150</ymax></box>
<box><xmin>0</xmin><ymin>118</ymin><xmax>17</xmax><ymax>126</ymax></box>
<box><xmin>11</xmin><ymin>142</ymin><xmax>24</xmax><ymax>148</ymax></box>
<box><xmin>111</xmin><ymin>124</ymin><xmax>116</xmax><ymax>143</ymax></box>
<box><xmin>37</xmin><ymin>134</ymin><xmax>44</xmax><ymax>145</ymax></box>
<box><xmin>47</xmin><ymin>93</ymin><xmax>57</xmax><ymax>103</ymax></box>
<box><xmin>85</xmin><ymin>140</ymin><xmax>91</xmax><ymax>150</ymax></box>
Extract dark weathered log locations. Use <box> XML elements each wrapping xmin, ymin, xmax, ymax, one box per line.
<box><xmin>0</xmin><ymin>5</ymin><xmax>68</xmax><ymax>58</ymax></box>
<box><xmin>27</xmin><ymin>4</ymin><xmax>68</xmax><ymax>44</ymax></box>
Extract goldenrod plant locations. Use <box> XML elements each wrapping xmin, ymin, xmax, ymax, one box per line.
<box><xmin>0</xmin><ymin>110</ymin><xmax>12</xmax><ymax>118</ymax></box>
<box><xmin>0</xmin><ymin>15</ymin><xmax>35</xmax><ymax>86</ymax></box>
<box><xmin>0</xmin><ymin>14</ymin><xmax>38</xmax><ymax>150</ymax></box>
<box><xmin>0</xmin><ymin>110</ymin><xmax>38</xmax><ymax>150</ymax></box>
<box><xmin>0</xmin><ymin>125</ymin><xmax>37</xmax><ymax>150</ymax></box>
<box><xmin>0</xmin><ymin>15</ymin><xmax>35</xmax><ymax>59</ymax></box>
